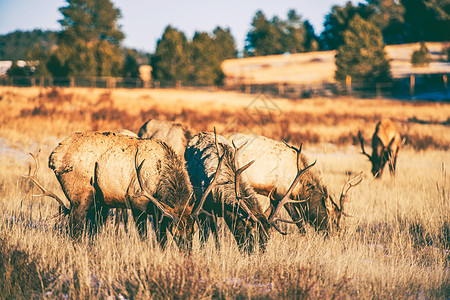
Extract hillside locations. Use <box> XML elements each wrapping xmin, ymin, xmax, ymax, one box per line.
<box><xmin>222</xmin><ymin>42</ymin><xmax>450</xmax><ymax>85</ymax></box>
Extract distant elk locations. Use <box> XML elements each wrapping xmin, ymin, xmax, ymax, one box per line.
<box><xmin>24</xmin><ymin>131</ymin><xmax>219</xmax><ymax>249</ymax></box>
<box><xmin>226</xmin><ymin>133</ymin><xmax>362</xmax><ymax>233</ymax></box>
<box><xmin>138</xmin><ymin>119</ymin><xmax>192</xmax><ymax>159</ymax></box>
<box><xmin>185</xmin><ymin>132</ymin><xmax>309</xmax><ymax>252</ymax></box>
<box><xmin>358</xmin><ymin>119</ymin><xmax>402</xmax><ymax>178</ymax></box>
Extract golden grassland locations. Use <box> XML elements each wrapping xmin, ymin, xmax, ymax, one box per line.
<box><xmin>0</xmin><ymin>86</ymin><xmax>449</xmax><ymax>298</ymax></box>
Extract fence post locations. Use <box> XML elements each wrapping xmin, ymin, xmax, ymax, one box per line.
<box><xmin>278</xmin><ymin>83</ymin><xmax>284</xmax><ymax>95</ymax></box>
<box><xmin>176</xmin><ymin>80</ymin><xmax>182</xmax><ymax>89</ymax></box>
<box><xmin>410</xmin><ymin>74</ymin><xmax>415</xmax><ymax>97</ymax></box>
<box><xmin>444</xmin><ymin>74</ymin><xmax>447</xmax><ymax>90</ymax></box>
<box><xmin>346</xmin><ymin>75</ymin><xmax>352</xmax><ymax>95</ymax></box>
<box><xmin>70</xmin><ymin>77</ymin><xmax>75</xmax><ymax>88</ymax></box>
<box><xmin>245</xmin><ymin>84</ymin><xmax>250</xmax><ymax>94</ymax></box>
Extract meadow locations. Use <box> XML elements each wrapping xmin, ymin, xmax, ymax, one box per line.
<box><xmin>0</xmin><ymin>86</ymin><xmax>449</xmax><ymax>299</ymax></box>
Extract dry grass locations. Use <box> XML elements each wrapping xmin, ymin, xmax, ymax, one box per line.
<box><xmin>0</xmin><ymin>86</ymin><xmax>449</xmax><ymax>298</ymax></box>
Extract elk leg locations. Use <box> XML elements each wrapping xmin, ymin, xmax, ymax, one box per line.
<box><xmin>131</xmin><ymin>208</ymin><xmax>147</xmax><ymax>239</ymax></box>
<box><xmin>69</xmin><ymin>195</ymin><xmax>93</xmax><ymax>239</ymax></box>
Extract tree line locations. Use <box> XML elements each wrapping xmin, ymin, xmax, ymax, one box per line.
<box><xmin>2</xmin><ymin>0</ymin><xmax>449</xmax><ymax>85</ymax></box>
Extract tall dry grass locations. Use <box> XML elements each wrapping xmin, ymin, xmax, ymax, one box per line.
<box><xmin>0</xmin><ymin>87</ymin><xmax>449</xmax><ymax>298</ymax></box>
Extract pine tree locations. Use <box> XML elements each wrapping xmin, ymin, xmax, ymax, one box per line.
<box><xmin>335</xmin><ymin>14</ymin><xmax>391</xmax><ymax>84</ymax></box>
<box><xmin>151</xmin><ymin>26</ymin><xmax>190</xmax><ymax>82</ymax></box>
<box><xmin>55</xmin><ymin>0</ymin><xmax>124</xmax><ymax>76</ymax></box>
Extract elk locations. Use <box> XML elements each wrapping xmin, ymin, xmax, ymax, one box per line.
<box><xmin>226</xmin><ymin>133</ymin><xmax>362</xmax><ymax>233</ymax></box>
<box><xmin>358</xmin><ymin>119</ymin><xmax>402</xmax><ymax>178</ymax></box>
<box><xmin>138</xmin><ymin>119</ymin><xmax>192</xmax><ymax>159</ymax></box>
<box><xmin>25</xmin><ymin>131</ymin><xmax>220</xmax><ymax>249</ymax></box>
<box><xmin>184</xmin><ymin>131</ymin><xmax>311</xmax><ymax>252</ymax></box>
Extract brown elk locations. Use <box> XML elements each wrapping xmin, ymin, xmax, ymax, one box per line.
<box><xmin>138</xmin><ymin>119</ymin><xmax>191</xmax><ymax>159</ymax></box>
<box><xmin>25</xmin><ymin>131</ymin><xmax>220</xmax><ymax>249</ymax></box>
<box><xmin>358</xmin><ymin>119</ymin><xmax>402</xmax><ymax>178</ymax></box>
<box><xmin>226</xmin><ymin>133</ymin><xmax>362</xmax><ymax>233</ymax></box>
<box><xmin>184</xmin><ymin>131</ymin><xmax>312</xmax><ymax>252</ymax></box>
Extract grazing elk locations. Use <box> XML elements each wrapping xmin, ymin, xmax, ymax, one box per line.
<box><xmin>185</xmin><ymin>132</ymin><xmax>310</xmax><ymax>252</ymax></box>
<box><xmin>358</xmin><ymin>119</ymin><xmax>402</xmax><ymax>178</ymax></box>
<box><xmin>138</xmin><ymin>119</ymin><xmax>192</xmax><ymax>159</ymax></box>
<box><xmin>25</xmin><ymin>131</ymin><xmax>220</xmax><ymax>249</ymax></box>
<box><xmin>226</xmin><ymin>133</ymin><xmax>362</xmax><ymax>233</ymax></box>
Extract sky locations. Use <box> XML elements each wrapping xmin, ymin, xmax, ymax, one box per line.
<box><xmin>0</xmin><ymin>0</ymin><xmax>359</xmax><ymax>53</ymax></box>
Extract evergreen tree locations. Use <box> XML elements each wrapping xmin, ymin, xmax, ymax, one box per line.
<box><xmin>282</xmin><ymin>10</ymin><xmax>305</xmax><ymax>53</ymax></box>
<box><xmin>402</xmin><ymin>0</ymin><xmax>450</xmax><ymax>42</ymax></box>
<box><xmin>411</xmin><ymin>41</ymin><xmax>432</xmax><ymax>66</ymax></box>
<box><xmin>122</xmin><ymin>49</ymin><xmax>140</xmax><ymax>78</ymax></box>
<box><xmin>189</xmin><ymin>32</ymin><xmax>220</xmax><ymax>85</ymax></box>
<box><xmin>151</xmin><ymin>26</ymin><xmax>190</xmax><ymax>81</ymax></box>
<box><xmin>367</xmin><ymin>0</ymin><xmax>406</xmax><ymax>44</ymax></box>
<box><xmin>321</xmin><ymin>2</ymin><xmax>376</xmax><ymax>50</ymax></box>
<box><xmin>245</xmin><ymin>11</ymin><xmax>282</xmax><ymax>56</ymax></box>
<box><xmin>335</xmin><ymin>14</ymin><xmax>391</xmax><ymax>84</ymax></box>
<box><xmin>303</xmin><ymin>21</ymin><xmax>319</xmax><ymax>51</ymax></box>
<box><xmin>213</xmin><ymin>27</ymin><xmax>237</xmax><ymax>61</ymax></box>
<box><xmin>55</xmin><ymin>0</ymin><xmax>124</xmax><ymax>76</ymax></box>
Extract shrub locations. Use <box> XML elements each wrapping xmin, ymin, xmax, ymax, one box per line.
<box><xmin>411</xmin><ymin>42</ymin><xmax>431</xmax><ymax>67</ymax></box>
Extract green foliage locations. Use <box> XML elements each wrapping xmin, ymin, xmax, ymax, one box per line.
<box><xmin>411</xmin><ymin>41</ymin><xmax>432</xmax><ymax>66</ymax></box>
<box><xmin>335</xmin><ymin>14</ymin><xmax>391</xmax><ymax>84</ymax></box>
<box><xmin>0</xmin><ymin>30</ymin><xmax>57</xmax><ymax>60</ymax></box>
<box><xmin>6</xmin><ymin>61</ymin><xmax>33</xmax><ymax>77</ymax></box>
<box><xmin>152</xmin><ymin>26</ymin><xmax>236</xmax><ymax>85</ymax></box>
<box><xmin>151</xmin><ymin>26</ymin><xmax>191</xmax><ymax>82</ymax></box>
<box><xmin>55</xmin><ymin>0</ymin><xmax>125</xmax><ymax>77</ymax></box>
<box><xmin>245</xmin><ymin>10</ymin><xmax>316</xmax><ymax>56</ymax></box>
<box><xmin>122</xmin><ymin>49</ymin><xmax>140</xmax><ymax>78</ymax></box>
<box><xmin>401</xmin><ymin>0</ymin><xmax>450</xmax><ymax>42</ymax></box>
<box><xmin>321</xmin><ymin>2</ymin><xmax>376</xmax><ymax>50</ymax></box>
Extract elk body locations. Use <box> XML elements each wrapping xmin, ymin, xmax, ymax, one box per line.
<box><xmin>358</xmin><ymin>119</ymin><xmax>402</xmax><ymax>178</ymax></box>
<box><xmin>227</xmin><ymin>133</ymin><xmax>361</xmax><ymax>232</ymax></box>
<box><xmin>138</xmin><ymin>119</ymin><xmax>191</xmax><ymax>159</ymax></box>
<box><xmin>185</xmin><ymin>132</ymin><xmax>272</xmax><ymax>252</ymax></box>
<box><xmin>28</xmin><ymin>131</ymin><xmax>214</xmax><ymax>248</ymax></box>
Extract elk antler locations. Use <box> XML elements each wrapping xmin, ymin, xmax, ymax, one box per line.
<box><xmin>190</xmin><ymin>128</ymin><xmax>226</xmax><ymax>226</ymax></box>
<box><xmin>268</xmin><ymin>143</ymin><xmax>316</xmax><ymax>234</ymax></box>
<box><xmin>22</xmin><ymin>151</ymin><xmax>70</xmax><ymax>215</ymax></box>
<box><xmin>358</xmin><ymin>131</ymin><xmax>372</xmax><ymax>160</ymax></box>
<box><xmin>134</xmin><ymin>148</ymin><xmax>180</xmax><ymax>224</ymax></box>
<box><xmin>339</xmin><ymin>172</ymin><xmax>363</xmax><ymax>215</ymax></box>
<box><xmin>231</xmin><ymin>140</ymin><xmax>271</xmax><ymax>238</ymax></box>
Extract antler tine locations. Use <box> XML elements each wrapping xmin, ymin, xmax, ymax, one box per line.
<box><xmin>191</xmin><ymin>129</ymin><xmax>226</xmax><ymax>223</ymax></box>
<box><xmin>22</xmin><ymin>152</ymin><xmax>70</xmax><ymax>214</ymax></box>
<box><xmin>191</xmin><ymin>153</ymin><xmax>225</xmax><ymax>220</ymax></box>
<box><xmin>358</xmin><ymin>131</ymin><xmax>372</xmax><ymax>160</ymax></box>
<box><xmin>269</xmin><ymin>143</ymin><xmax>316</xmax><ymax>224</ymax></box>
<box><xmin>230</xmin><ymin>141</ymin><xmax>270</xmax><ymax>238</ymax></box>
<box><xmin>339</xmin><ymin>172</ymin><xmax>363</xmax><ymax>210</ymax></box>
<box><xmin>134</xmin><ymin>148</ymin><xmax>178</xmax><ymax>223</ymax></box>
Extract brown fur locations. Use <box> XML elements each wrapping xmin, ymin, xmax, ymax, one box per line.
<box><xmin>359</xmin><ymin>119</ymin><xmax>402</xmax><ymax>178</ymax></box>
<box><xmin>138</xmin><ymin>119</ymin><xmax>192</xmax><ymax>159</ymax></box>
<box><xmin>227</xmin><ymin>133</ymin><xmax>349</xmax><ymax>232</ymax></box>
<box><xmin>49</xmin><ymin>131</ymin><xmax>194</xmax><ymax>248</ymax></box>
<box><xmin>185</xmin><ymin>132</ymin><xmax>270</xmax><ymax>252</ymax></box>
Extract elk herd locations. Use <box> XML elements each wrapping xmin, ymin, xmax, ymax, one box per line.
<box><xmin>24</xmin><ymin>117</ymin><xmax>403</xmax><ymax>252</ymax></box>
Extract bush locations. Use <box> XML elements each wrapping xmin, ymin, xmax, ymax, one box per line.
<box><xmin>411</xmin><ymin>42</ymin><xmax>431</xmax><ymax>67</ymax></box>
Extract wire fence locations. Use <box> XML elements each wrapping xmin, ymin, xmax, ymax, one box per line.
<box><xmin>0</xmin><ymin>73</ymin><xmax>448</xmax><ymax>100</ymax></box>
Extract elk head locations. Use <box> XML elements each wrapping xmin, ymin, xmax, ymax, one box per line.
<box><xmin>134</xmin><ymin>146</ymin><xmax>224</xmax><ymax>250</ymax></box>
<box><xmin>268</xmin><ymin>143</ymin><xmax>362</xmax><ymax>233</ymax></box>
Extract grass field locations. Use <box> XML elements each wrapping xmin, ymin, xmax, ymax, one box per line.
<box><xmin>0</xmin><ymin>86</ymin><xmax>449</xmax><ymax>298</ymax></box>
